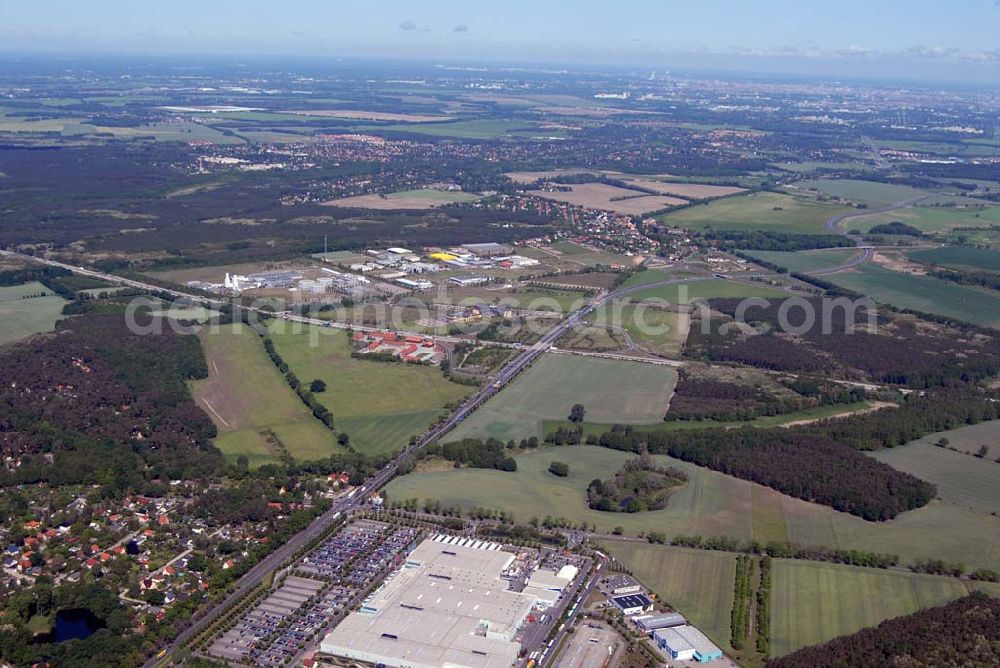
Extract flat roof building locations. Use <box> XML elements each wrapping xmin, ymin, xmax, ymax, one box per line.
<box><xmin>653</xmin><ymin>625</ymin><xmax>723</xmax><ymax>663</ymax></box>
<box><xmin>461</xmin><ymin>243</ymin><xmax>513</xmax><ymax>257</ymax></box>
<box><xmin>320</xmin><ymin>536</ymin><xmax>536</xmax><ymax>668</ymax></box>
<box><xmin>450</xmin><ymin>275</ymin><xmax>490</xmax><ymax>287</ymax></box>
<box><xmin>611</xmin><ymin>593</ymin><xmax>654</xmax><ymax>616</ymax></box>
<box><xmin>635</xmin><ymin>612</ymin><xmax>686</xmax><ymax>633</ymax></box>
<box><xmin>395</xmin><ymin>277</ymin><xmax>433</xmax><ymax>291</ymax></box>
<box><xmin>605</xmin><ymin>574</ymin><xmax>642</xmax><ymax>596</ymax></box>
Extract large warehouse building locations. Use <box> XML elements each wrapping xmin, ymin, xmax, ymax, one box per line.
<box><xmin>319</xmin><ymin>536</ymin><xmax>536</xmax><ymax>668</ymax></box>
<box><xmin>653</xmin><ymin>625</ymin><xmax>724</xmax><ymax>663</ymax></box>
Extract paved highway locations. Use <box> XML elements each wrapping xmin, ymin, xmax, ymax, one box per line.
<box><xmin>0</xmin><ymin>216</ymin><xmax>906</xmax><ymax>666</ymax></box>
<box><xmin>810</xmin><ymin>195</ymin><xmax>930</xmax><ymax>276</ymax></box>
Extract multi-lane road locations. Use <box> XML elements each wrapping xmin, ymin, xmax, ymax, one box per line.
<box><xmin>1</xmin><ymin>199</ymin><xmax>913</xmax><ymax>666</ymax></box>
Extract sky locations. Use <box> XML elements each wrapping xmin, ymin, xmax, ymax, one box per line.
<box><xmin>1</xmin><ymin>0</ymin><xmax>998</xmax><ymax>82</ymax></box>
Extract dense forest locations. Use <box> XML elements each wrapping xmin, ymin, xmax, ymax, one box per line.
<box><xmin>689</xmin><ymin>298</ymin><xmax>1000</xmax><ymax>387</ymax></box>
<box><xmin>423</xmin><ymin>438</ymin><xmax>518</xmax><ymax>472</ymax></box>
<box><xmin>597</xmin><ymin>425</ymin><xmax>933</xmax><ymax>521</ymax></box>
<box><xmin>706</xmin><ymin>230</ymin><xmax>854</xmax><ymax>251</ymax></box>
<box><xmin>0</xmin><ymin>313</ymin><xmax>222</xmax><ymax>489</ymax></box>
<box><xmin>768</xmin><ymin>594</ymin><xmax>1000</xmax><ymax>667</ymax></box>
<box><xmin>664</xmin><ymin>368</ymin><xmax>866</xmax><ymax>422</ymax></box>
<box><xmin>598</xmin><ymin>387</ymin><xmax>998</xmax><ymax>520</ymax></box>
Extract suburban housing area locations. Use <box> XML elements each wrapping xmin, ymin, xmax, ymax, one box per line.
<box><xmin>1</xmin><ymin>6</ymin><xmax>999</xmax><ymax>668</ymax></box>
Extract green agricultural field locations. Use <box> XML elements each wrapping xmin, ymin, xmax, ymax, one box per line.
<box><xmin>445</xmin><ymin>354</ymin><xmax>677</xmax><ymax>443</ymax></box>
<box><xmin>872</xmin><ymin>442</ymin><xmax>1000</xmax><ymax>515</ymax></box>
<box><xmin>821</xmin><ymin>264</ymin><xmax>1000</xmax><ymax>328</ymax></box>
<box><xmin>618</xmin><ymin>268</ymin><xmax>703</xmax><ymax>289</ymax></box>
<box><xmin>388</xmin><ymin>444</ymin><xmax>1000</xmax><ymax>571</ymax></box>
<box><xmin>625</xmin><ymin>279</ymin><xmax>788</xmax><ymax>304</ymax></box>
<box><xmin>542</xmin><ymin>401</ymin><xmax>881</xmax><ymax>439</ymax></box>
<box><xmin>266</xmin><ymin>324</ymin><xmax>472</xmax><ymax>456</ymax></box>
<box><xmin>191</xmin><ymin>324</ymin><xmax>344</xmax><ymax>466</ymax></box>
<box><xmin>0</xmin><ymin>283</ymin><xmax>67</xmax><ymax>346</ymax></box>
<box><xmin>0</xmin><ymin>115</ymin><xmax>243</xmax><ymax>144</ymax></box>
<box><xmin>792</xmin><ymin>179</ymin><xmax>929</xmax><ymax>207</ymax></box>
<box><xmin>599</xmin><ymin>541</ymin><xmax>736</xmax><ymax>649</ymax></box>
<box><xmin>896</xmin><ymin>421</ymin><xmax>1000</xmax><ymax>456</ymax></box>
<box><xmin>770</xmin><ymin>560</ymin><xmax>985</xmax><ymax>656</ymax></box>
<box><xmin>147</xmin><ymin>305</ymin><xmax>221</xmax><ymax>323</ymax></box>
<box><xmin>657</xmin><ymin>191</ymin><xmax>848</xmax><ymax>234</ymax></box>
<box><xmin>908</xmin><ymin>246</ymin><xmax>1000</xmax><ymax>272</ymax></box>
<box><xmin>744</xmin><ymin>249</ymin><xmax>860</xmax><ymax>274</ymax></box>
<box><xmin>850</xmin><ymin>204</ymin><xmax>1000</xmax><ymax>234</ymax></box>
<box><xmin>618</xmin><ymin>305</ymin><xmax>689</xmax><ymax>356</ymax></box>
<box><xmin>872</xmin><ymin>138</ymin><xmax>998</xmax><ymax>158</ymax></box>
<box><xmin>587</xmin><ymin>303</ymin><xmax>689</xmax><ymax>356</ymax></box>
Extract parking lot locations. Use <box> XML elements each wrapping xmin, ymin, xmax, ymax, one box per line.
<box><xmin>206</xmin><ymin>520</ymin><xmax>420</xmax><ymax>666</ymax></box>
<box><xmin>556</xmin><ymin>623</ymin><xmax>621</xmax><ymax>668</ymax></box>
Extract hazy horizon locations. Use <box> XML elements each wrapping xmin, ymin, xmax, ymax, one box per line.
<box><xmin>1</xmin><ymin>0</ymin><xmax>998</xmax><ymax>84</ymax></box>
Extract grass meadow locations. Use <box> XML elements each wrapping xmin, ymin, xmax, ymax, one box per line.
<box><xmin>792</xmin><ymin>179</ymin><xmax>929</xmax><ymax>207</ymax></box>
<box><xmin>0</xmin><ymin>282</ymin><xmax>67</xmax><ymax>346</ymax></box>
<box><xmin>656</xmin><ymin>191</ymin><xmax>848</xmax><ymax>234</ymax></box>
<box><xmin>599</xmin><ymin>541</ymin><xmax>736</xmax><ymax>650</ymax></box>
<box><xmin>850</xmin><ymin>204</ymin><xmax>1000</xmax><ymax>234</ymax></box>
<box><xmin>769</xmin><ymin>560</ymin><xmax>996</xmax><ymax>656</ymax></box>
<box><xmin>599</xmin><ymin>541</ymin><xmax>1000</xmax><ymax>659</ymax></box>
<box><xmin>624</xmin><ymin>278</ymin><xmax>788</xmax><ymax>304</ymax></box>
<box><xmin>266</xmin><ymin>324</ymin><xmax>471</xmax><ymax>456</ymax></box>
<box><xmin>822</xmin><ymin>264</ymin><xmax>1000</xmax><ymax>328</ymax></box>
<box><xmin>891</xmin><ymin>421</ymin><xmax>1000</xmax><ymax>456</ymax></box>
<box><xmin>872</xmin><ymin>436</ymin><xmax>1000</xmax><ymax>515</ymax></box>
<box><xmin>191</xmin><ymin>324</ymin><xmax>343</xmax><ymax>467</ymax></box>
<box><xmin>444</xmin><ymin>354</ymin><xmax>677</xmax><ymax>443</ymax></box>
<box><xmin>387</xmin><ymin>444</ymin><xmax>1000</xmax><ymax>571</ymax></box>
<box><xmin>908</xmin><ymin>246</ymin><xmax>1000</xmax><ymax>272</ymax></box>
<box><xmin>744</xmin><ymin>249</ymin><xmax>860</xmax><ymax>274</ymax></box>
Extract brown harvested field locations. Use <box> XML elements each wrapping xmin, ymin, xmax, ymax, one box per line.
<box><xmin>324</xmin><ymin>194</ymin><xmax>448</xmax><ymax>210</ymax></box>
<box><xmin>287</xmin><ymin>109</ymin><xmax>452</xmax><ymax>122</ymax></box>
<box><xmin>625</xmin><ymin>180</ymin><xmax>746</xmax><ymax>199</ymax></box>
<box><xmin>505</xmin><ymin>169</ymin><xmax>608</xmax><ymax>184</ymax></box>
<box><xmin>322</xmin><ymin>189</ymin><xmax>479</xmax><ymax>210</ymax></box>
<box><xmin>529</xmin><ymin>183</ymin><xmax>687</xmax><ymax>214</ymax></box>
<box><xmin>532</xmin><ymin>105</ymin><xmax>646</xmax><ymax>117</ymax></box>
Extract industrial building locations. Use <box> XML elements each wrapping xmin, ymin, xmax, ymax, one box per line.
<box><xmin>611</xmin><ymin>593</ymin><xmax>654</xmax><ymax>616</ymax></box>
<box><xmin>495</xmin><ymin>255</ymin><xmax>540</xmax><ymax>269</ymax></box>
<box><xmin>522</xmin><ymin>564</ymin><xmax>578</xmax><ymax>608</ymax></box>
<box><xmin>353</xmin><ymin>331</ymin><xmax>443</xmax><ymax>364</ymax></box>
<box><xmin>605</xmin><ymin>574</ymin><xmax>641</xmax><ymax>596</ymax></box>
<box><xmin>450</xmin><ymin>275</ymin><xmax>490</xmax><ymax>287</ymax></box>
<box><xmin>319</xmin><ymin>536</ymin><xmax>538</xmax><ymax>668</ymax></box>
<box><xmin>634</xmin><ymin>612</ymin><xmax>686</xmax><ymax>633</ymax></box>
<box><xmin>461</xmin><ymin>242</ymin><xmax>513</xmax><ymax>257</ymax></box>
<box><xmin>395</xmin><ymin>277</ymin><xmax>434</xmax><ymax>291</ymax></box>
<box><xmin>652</xmin><ymin>625</ymin><xmax>723</xmax><ymax>663</ymax></box>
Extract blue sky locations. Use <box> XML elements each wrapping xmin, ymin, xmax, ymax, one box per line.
<box><xmin>2</xmin><ymin>0</ymin><xmax>998</xmax><ymax>81</ymax></box>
